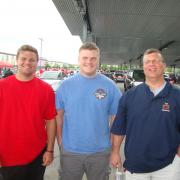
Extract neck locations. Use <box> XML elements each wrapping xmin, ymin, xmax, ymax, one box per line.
<box><xmin>145</xmin><ymin>77</ymin><xmax>165</xmax><ymax>89</ymax></box>
<box><xmin>80</xmin><ymin>71</ymin><xmax>97</xmax><ymax>78</ymax></box>
<box><xmin>15</xmin><ymin>73</ymin><xmax>34</xmax><ymax>81</ymax></box>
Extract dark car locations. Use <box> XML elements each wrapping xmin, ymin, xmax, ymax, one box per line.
<box><xmin>164</xmin><ymin>74</ymin><xmax>177</xmax><ymax>84</ymax></box>
<box><xmin>124</xmin><ymin>69</ymin><xmax>145</xmax><ymax>91</ymax></box>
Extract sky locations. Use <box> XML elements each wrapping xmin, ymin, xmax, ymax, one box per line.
<box><xmin>0</xmin><ymin>0</ymin><xmax>82</xmax><ymax>64</ymax></box>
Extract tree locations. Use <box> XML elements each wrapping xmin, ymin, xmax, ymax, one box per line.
<box><xmin>45</xmin><ymin>63</ymin><xmax>51</xmax><ymax>70</ymax></box>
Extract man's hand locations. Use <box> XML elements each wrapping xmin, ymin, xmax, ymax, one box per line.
<box><xmin>42</xmin><ymin>151</ymin><xmax>54</xmax><ymax>166</ymax></box>
<box><xmin>110</xmin><ymin>151</ymin><xmax>122</xmax><ymax>168</ymax></box>
<box><xmin>110</xmin><ymin>134</ymin><xmax>124</xmax><ymax>168</ymax></box>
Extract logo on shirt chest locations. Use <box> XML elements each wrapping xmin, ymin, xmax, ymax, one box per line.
<box><xmin>162</xmin><ymin>102</ymin><xmax>170</xmax><ymax>112</ymax></box>
<box><xmin>94</xmin><ymin>88</ymin><xmax>107</xmax><ymax>99</ymax></box>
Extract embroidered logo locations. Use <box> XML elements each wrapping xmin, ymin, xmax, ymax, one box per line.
<box><xmin>162</xmin><ymin>102</ymin><xmax>170</xmax><ymax>112</ymax></box>
<box><xmin>94</xmin><ymin>88</ymin><xmax>107</xmax><ymax>99</ymax></box>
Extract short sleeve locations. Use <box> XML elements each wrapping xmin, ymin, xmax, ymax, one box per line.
<box><xmin>109</xmin><ymin>84</ymin><xmax>122</xmax><ymax>116</ymax></box>
<box><xmin>44</xmin><ymin>86</ymin><xmax>56</xmax><ymax>120</ymax></box>
<box><xmin>111</xmin><ymin>93</ymin><xmax>127</xmax><ymax>135</ymax></box>
<box><xmin>56</xmin><ymin>82</ymin><xmax>65</xmax><ymax>110</ymax></box>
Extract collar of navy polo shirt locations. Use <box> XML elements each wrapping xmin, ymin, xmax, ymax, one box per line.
<box><xmin>144</xmin><ymin>82</ymin><xmax>172</xmax><ymax>99</ymax></box>
<box><xmin>150</xmin><ymin>81</ymin><xmax>166</xmax><ymax>96</ymax></box>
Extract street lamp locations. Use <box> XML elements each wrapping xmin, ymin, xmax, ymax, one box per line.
<box><xmin>38</xmin><ymin>38</ymin><xmax>43</xmax><ymax>68</ymax></box>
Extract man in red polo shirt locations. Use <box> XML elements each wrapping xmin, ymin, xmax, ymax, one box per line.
<box><xmin>0</xmin><ymin>45</ymin><xmax>56</xmax><ymax>180</ymax></box>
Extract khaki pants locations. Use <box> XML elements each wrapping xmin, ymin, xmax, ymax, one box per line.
<box><xmin>126</xmin><ymin>155</ymin><xmax>180</xmax><ymax>180</ymax></box>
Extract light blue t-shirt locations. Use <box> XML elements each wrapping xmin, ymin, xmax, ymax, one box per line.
<box><xmin>56</xmin><ymin>73</ymin><xmax>121</xmax><ymax>153</ymax></box>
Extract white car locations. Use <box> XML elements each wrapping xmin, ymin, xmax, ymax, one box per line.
<box><xmin>40</xmin><ymin>71</ymin><xmax>66</xmax><ymax>92</ymax></box>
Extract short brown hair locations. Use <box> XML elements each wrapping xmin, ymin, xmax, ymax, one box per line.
<box><xmin>16</xmin><ymin>45</ymin><xmax>39</xmax><ymax>61</ymax></box>
<box><xmin>79</xmin><ymin>42</ymin><xmax>100</xmax><ymax>57</ymax></box>
<box><xmin>143</xmin><ymin>48</ymin><xmax>165</xmax><ymax>63</ymax></box>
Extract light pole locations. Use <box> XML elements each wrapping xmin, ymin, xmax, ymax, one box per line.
<box><xmin>38</xmin><ymin>38</ymin><xmax>43</xmax><ymax>68</ymax></box>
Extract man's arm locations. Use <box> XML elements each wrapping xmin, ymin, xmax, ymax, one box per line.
<box><xmin>110</xmin><ymin>134</ymin><xmax>124</xmax><ymax>168</ymax></box>
<box><xmin>110</xmin><ymin>115</ymin><xmax>116</xmax><ymax>128</ymax></box>
<box><xmin>42</xmin><ymin>119</ymin><xmax>56</xmax><ymax>166</ymax></box>
<box><xmin>109</xmin><ymin>115</ymin><xmax>116</xmax><ymax>144</ymax></box>
<box><xmin>177</xmin><ymin>145</ymin><xmax>180</xmax><ymax>157</ymax></box>
<box><xmin>56</xmin><ymin>109</ymin><xmax>64</xmax><ymax>146</ymax></box>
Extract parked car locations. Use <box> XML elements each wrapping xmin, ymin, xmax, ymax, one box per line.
<box><xmin>164</xmin><ymin>74</ymin><xmax>177</xmax><ymax>84</ymax></box>
<box><xmin>102</xmin><ymin>72</ymin><xmax>115</xmax><ymax>81</ymax></box>
<box><xmin>124</xmin><ymin>69</ymin><xmax>145</xmax><ymax>91</ymax></box>
<box><xmin>113</xmin><ymin>72</ymin><xmax>125</xmax><ymax>82</ymax></box>
<box><xmin>40</xmin><ymin>71</ymin><xmax>66</xmax><ymax>92</ymax></box>
<box><xmin>164</xmin><ymin>74</ymin><xmax>171</xmax><ymax>82</ymax></box>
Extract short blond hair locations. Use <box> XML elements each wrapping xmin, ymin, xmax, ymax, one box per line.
<box><xmin>79</xmin><ymin>42</ymin><xmax>100</xmax><ymax>57</ymax></box>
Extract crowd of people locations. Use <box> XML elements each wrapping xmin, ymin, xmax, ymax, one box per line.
<box><xmin>0</xmin><ymin>43</ymin><xmax>180</xmax><ymax>180</ymax></box>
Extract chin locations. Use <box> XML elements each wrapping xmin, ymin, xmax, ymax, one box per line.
<box><xmin>86</xmin><ymin>71</ymin><xmax>96</xmax><ymax>75</ymax></box>
<box><xmin>23</xmin><ymin>71</ymin><xmax>35</xmax><ymax>76</ymax></box>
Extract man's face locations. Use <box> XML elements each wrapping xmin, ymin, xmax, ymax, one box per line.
<box><xmin>16</xmin><ymin>50</ymin><xmax>38</xmax><ymax>77</ymax></box>
<box><xmin>143</xmin><ymin>52</ymin><xmax>166</xmax><ymax>80</ymax></box>
<box><xmin>78</xmin><ymin>49</ymin><xmax>99</xmax><ymax>77</ymax></box>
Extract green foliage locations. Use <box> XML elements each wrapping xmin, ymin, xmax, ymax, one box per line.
<box><xmin>100</xmin><ymin>64</ymin><xmax>130</xmax><ymax>71</ymax></box>
<box><xmin>45</xmin><ymin>63</ymin><xmax>51</xmax><ymax>69</ymax></box>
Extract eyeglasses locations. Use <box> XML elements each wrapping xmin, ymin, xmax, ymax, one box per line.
<box><xmin>144</xmin><ymin>59</ymin><xmax>163</xmax><ymax>65</ymax></box>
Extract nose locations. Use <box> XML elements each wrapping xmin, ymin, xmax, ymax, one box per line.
<box><xmin>86</xmin><ymin>58</ymin><xmax>93</xmax><ymax>63</ymax></box>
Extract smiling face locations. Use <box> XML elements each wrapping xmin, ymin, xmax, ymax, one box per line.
<box><xmin>16</xmin><ymin>50</ymin><xmax>38</xmax><ymax>80</ymax></box>
<box><xmin>78</xmin><ymin>49</ymin><xmax>99</xmax><ymax>77</ymax></box>
<box><xmin>143</xmin><ymin>52</ymin><xmax>166</xmax><ymax>81</ymax></box>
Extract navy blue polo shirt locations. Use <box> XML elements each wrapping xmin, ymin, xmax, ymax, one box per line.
<box><xmin>111</xmin><ymin>82</ymin><xmax>180</xmax><ymax>173</ymax></box>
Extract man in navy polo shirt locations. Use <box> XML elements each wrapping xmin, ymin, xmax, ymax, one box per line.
<box><xmin>111</xmin><ymin>48</ymin><xmax>180</xmax><ymax>180</ymax></box>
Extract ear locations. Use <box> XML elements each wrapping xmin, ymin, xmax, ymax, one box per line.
<box><xmin>163</xmin><ymin>62</ymin><xmax>167</xmax><ymax>68</ymax></box>
<box><xmin>78</xmin><ymin>57</ymin><xmax>80</xmax><ymax>65</ymax></box>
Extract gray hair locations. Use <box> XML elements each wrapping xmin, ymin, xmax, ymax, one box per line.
<box><xmin>143</xmin><ymin>48</ymin><xmax>165</xmax><ymax>63</ymax></box>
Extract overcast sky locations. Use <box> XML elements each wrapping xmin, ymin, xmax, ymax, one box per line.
<box><xmin>0</xmin><ymin>0</ymin><xmax>82</xmax><ymax>64</ymax></box>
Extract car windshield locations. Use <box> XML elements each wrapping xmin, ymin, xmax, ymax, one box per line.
<box><xmin>40</xmin><ymin>71</ymin><xmax>63</xmax><ymax>80</ymax></box>
<box><xmin>133</xmin><ymin>70</ymin><xmax>145</xmax><ymax>81</ymax></box>
<box><xmin>115</xmin><ymin>73</ymin><xmax>123</xmax><ymax>76</ymax></box>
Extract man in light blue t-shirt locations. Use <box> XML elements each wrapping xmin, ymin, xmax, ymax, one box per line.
<box><xmin>56</xmin><ymin>42</ymin><xmax>121</xmax><ymax>180</ymax></box>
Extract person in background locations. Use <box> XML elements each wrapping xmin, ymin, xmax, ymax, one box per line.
<box><xmin>2</xmin><ymin>68</ymin><xmax>14</xmax><ymax>78</ymax></box>
<box><xmin>56</xmin><ymin>42</ymin><xmax>121</xmax><ymax>180</ymax></box>
<box><xmin>111</xmin><ymin>48</ymin><xmax>180</xmax><ymax>180</ymax></box>
<box><xmin>0</xmin><ymin>45</ymin><xmax>57</xmax><ymax>180</ymax></box>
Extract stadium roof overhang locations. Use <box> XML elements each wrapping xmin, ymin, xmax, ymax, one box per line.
<box><xmin>52</xmin><ymin>0</ymin><xmax>180</xmax><ymax>67</ymax></box>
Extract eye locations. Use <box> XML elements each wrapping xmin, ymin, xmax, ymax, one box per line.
<box><xmin>91</xmin><ymin>58</ymin><xmax>97</xmax><ymax>62</ymax></box>
<box><xmin>82</xmin><ymin>57</ymin><xmax>88</xmax><ymax>60</ymax></box>
<box><xmin>20</xmin><ymin>57</ymin><xmax>26</xmax><ymax>61</ymax></box>
<box><xmin>29</xmin><ymin>59</ymin><xmax>36</xmax><ymax>63</ymax></box>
